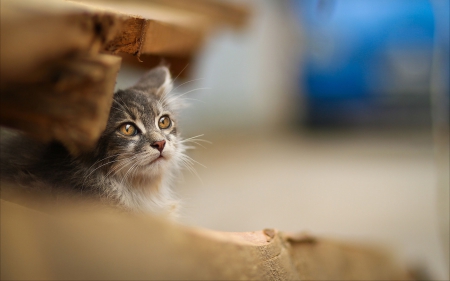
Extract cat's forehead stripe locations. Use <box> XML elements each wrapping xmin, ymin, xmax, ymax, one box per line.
<box><xmin>130</xmin><ymin>106</ymin><xmax>142</xmax><ymax>121</ymax></box>
<box><xmin>129</xmin><ymin>101</ymin><xmax>145</xmax><ymax>111</ymax></box>
<box><xmin>135</xmin><ymin>119</ymin><xmax>146</xmax><ymax>134</ymax></box>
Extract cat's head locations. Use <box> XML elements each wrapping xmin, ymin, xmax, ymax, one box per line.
<box><xmin>93</xmin><ymin>66</ymin><xmax>184</xmax><ymax>185</ymax></box>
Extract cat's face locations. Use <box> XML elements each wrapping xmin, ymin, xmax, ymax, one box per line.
<box><xmin>93</xmin><ymin>67</ymin><xmax>183</xmax><ymax>184</ymax></box>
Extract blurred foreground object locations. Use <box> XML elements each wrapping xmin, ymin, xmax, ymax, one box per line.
<box><xmin>0</xmin><ymin>0</ymin><xmax>249</xmax><ymax>154</ymax></box>
<box><xmin>0</xmin><ymin>0</ymin><xmax>123</xmax><ymax>154</ymax></box>
<box><xmin>1</xmin><ymin>191</ymin><xmax>412</xmax><ymax>280</ymax></box>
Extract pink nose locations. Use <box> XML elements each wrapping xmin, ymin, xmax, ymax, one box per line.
<box><xmin>151</xmin><ymin>140</ymin><xmax>166</xmax><ymax>152</ymax></box>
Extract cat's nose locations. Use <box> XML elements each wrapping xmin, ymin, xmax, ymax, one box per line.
<box><xmin>151</xmin><ymin>140</ymin><xmax>166</xmax><ymax>152</ymax></box>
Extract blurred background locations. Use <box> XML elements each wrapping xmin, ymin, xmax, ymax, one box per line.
<box><xmin>116</xmin><ymin>0</ymin><xmax>449</xmax><ymax>279</ymax></box>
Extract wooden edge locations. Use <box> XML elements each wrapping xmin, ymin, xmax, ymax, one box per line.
<box><xmin>140</xmin><ymin>20</ymin><xmax>204</xmax><ymax>56</ymax></box>
<box><xmin>0</xmin><ymin>0</ymin><xmax>125</xmax><ymax>84</ymax></box>
<box><xmin>68</xmin><ymin>0</ymin><xmax>205</xmax><ymax>58</ymax></box>
<box><xmin>132</xmin><ymin>0</ymin><xmax>251</xmax><ymax>29</ymax></box>
<box><xmin>104</xmin><ymin>17</ymin><xmax>204</xmax><ymax>57</ymax></box>
<box><xmin>0</xmin><ymin>193</ymin><xmax>413</xmax><ymax>280</ymax></box>
<box><xmin>103</xmin><ymin>16</ymin><xmax>146</xmax><ymax>55</ymax></box>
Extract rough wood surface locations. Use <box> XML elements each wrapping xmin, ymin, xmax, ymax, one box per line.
<box><xmin>78</xmin><ymin>0</ymin><xmax>215</xmax><ymax>56</ymax></box>
<box><xmin>0</xmin><ymin>194</ymin><xmax>412</xmax><ymax>281</ymax></box>
<box><xmin>104</xmin><ymin>16</ymin><xmax>203</xmax><ymax>56</ymax></box>
<box><xmin>0</xmin><ymin>54</ymin><xmax>121</xmax><ymax>154</ymax></box>
<box><xmin>0</xmin><ymin>0</ymin><xmax>124</xmax><ymax>85</ymax></box>
<box><xmin>0</xmin><ymin>0</ymin><xmax>125</xmax><ymax>153</ymax></box>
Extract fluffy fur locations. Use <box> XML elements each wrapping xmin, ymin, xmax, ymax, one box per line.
<box><xmin>0</xmin><ymin>66</ymin><xmax>194</xmax><ymax>216</ymax></box>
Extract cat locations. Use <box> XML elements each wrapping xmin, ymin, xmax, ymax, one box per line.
<box><xmin>0</xmin><ymin>66</ymin><xmax>195</xmax><ymax>217</ymax></box>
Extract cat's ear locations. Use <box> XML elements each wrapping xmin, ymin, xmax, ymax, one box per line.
<box><xmin>131</xmin><ymin>66</ymin><xmax>173</xmax><ymax>98</ymax></box>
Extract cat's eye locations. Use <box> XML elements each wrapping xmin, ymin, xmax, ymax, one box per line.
<box><xmin>158</xmin><ymin>115</ymin><xmax>171</xmax><ymax>129</ymax></box>
<box><xmin>119</xmin><ymin>123</ymin><xmax>138</xmax><ymax>136</ymax></box>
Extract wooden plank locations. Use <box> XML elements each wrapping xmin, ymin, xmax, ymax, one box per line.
<box><xmin>146</xmin><ymin>0</ymin><xmax>251</xmax><ymax>29</ymax></box>
<box><xmin>0</xmin><ymin>195</ymin><xmax>412</xmax><ymax>280</ymax></box>
<box><xmin>102</xmin><ymin>16</ymin><xmax>146</xmax><ymax>56</ymax></box>
<box><xmin>74</xmin><ymin>0</ymin><xmax>249</xmax><ymax>56</ymax></box>
<box><xmin>103</xmin><ymin>16</ymin><xmax>203</xmax><ymax>57</ymax></box>
<box><xmin>140</xmin><ymin>20</ymin><xmax>203</xmax><ymax>56</ymax></box>
<box><xmin>0</xmin><ymin>0</ymin><xmax>124</xmax><ymax>153</ymax></box>
<box><xmin>0</xmin><ymin>0</ymin><xmax>124</xmax><ymax>84</ymax></box>
<box><xmin>80</xmin><ymin>1</ymin><xmax>205</xmax><ymax>57</ymax></box>
<box><xmin>0</xmin><ymin>54</ymin><xmax>121</xmax><ymax>155</ymax></box>
<box><xmin>73</xmin><ymin>0</ymin><xmax>250</xmax><ymax>31</ymax></box>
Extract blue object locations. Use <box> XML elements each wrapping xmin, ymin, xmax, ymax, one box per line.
<box><xmin>291</xmin><ymin>0</ymin><xmax>446</xmax><ymax>127</ymax></box>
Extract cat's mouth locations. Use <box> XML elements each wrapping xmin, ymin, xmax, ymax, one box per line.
<box><xmin>149</xmin><ymin>155</ymin><xmax>164</xmax><ymax>164</ymax></box>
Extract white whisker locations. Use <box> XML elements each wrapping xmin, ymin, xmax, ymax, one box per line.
<box><xmin>113</xmin><ymin>99</ymin><xmax>129</xmax><ymax>113</ymax></box>
<box><xmin>183</xmin><ymin>141</ymin><xmax>207</xmax><ymax>149</ymax></box>
<box><xmin>170</xmin><ymin>78</ymin><xmax>206</xmax><ymax>95</ymax></box>
<box><xmin>170</xmin><ymin>63</ymin><xmax>190</xmax><ymax>87</ymax></box>
<box><xmin>169</xmin><ymin>87</ymin><xmax>211</xmax><ymax>103</ymax></box>
<box><xmin>178</xmin><ymin>155</ymin><xmax>203</xmax><ymax>184</ymax></box>
<box><xmin>107</xmin><ymin>155</ymin><xmax>139</xmax><ymax>178</ymax></box>
<box><xmin>85</xmin><ymin>153</ymin><xmax>122</xmax><ymax>172</ymax></box>
<box><xmin>120</xmin><ymin>161</ymin><xmax>140</xmax><ymax>186</ymax></box>
<box><xmin>179</xmin><ymin>153</ymin><xmax>206</xmax><ymax>169</ymax></box>
<box><xmin>83</xmin><ymin>155</ymin><xmax>129</xmax><ymax>185</ymax></box>
<box><xmin>110</xmin><ymin>106</ymin><xmax>128</xmax><ymax>115</ymax></box>
<box><xmin>180</xmin><ymin>134</ymin><xmax>211</xmax><ymax>143</ymax></box>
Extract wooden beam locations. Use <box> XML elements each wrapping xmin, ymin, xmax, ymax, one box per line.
<box><xmin>0</xmin><ymin>195</ymin><xmax>412</xmax><ymax>280</ymax></box>
<box><xmin>0</xmin><ymin>0</ymin><xmax>125</xmax><ymax>153</ymax></box>
<box><xmin>146</xmin><ymin>0</ymin><xmax>251</xmax><ymax>29</ymax></box>
<box><xmin>103</xmin><ymin>16</ymin><xmax>203</xmax><ymax>57</ymax></box>
<box><xmin>74</xmin><ymin>0</ymin><xmax>250</xmax><ymax>57</ymax></box>
<box><xmin>0</xmin><ymin>0</ymin><xmax>124</xmax><ymax>84</ymax></box>
<box><xmin>0</xmin><ymin>54</ymin><xmax>121</xmax><ymax>155</ymax></box>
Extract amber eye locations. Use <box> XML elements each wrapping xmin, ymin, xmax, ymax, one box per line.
<box><xmin>119</xmin><ymin>123</ymin><xmax>138</xmax><ymax>136</ymax></box>
<box><xmin>158</xmin><ymin>115</ymin><xmax>171</xmax><ymax>129</ymax></box>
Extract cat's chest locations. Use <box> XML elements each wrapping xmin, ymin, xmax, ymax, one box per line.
<box><xmin>106</xmin><ymin>175</ymin><xmax>161</xmax><ymax>196</ymax></box>
<box><xmin>107</xmin><ymin>178</ymin><xmax>172</xmax><ymax>213</ymax></box>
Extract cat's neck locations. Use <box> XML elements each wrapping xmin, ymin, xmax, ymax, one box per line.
<box><xmin>102</xmin><ymin>172</ymin><xmax>175</xmax><ymax>213</ymax></box>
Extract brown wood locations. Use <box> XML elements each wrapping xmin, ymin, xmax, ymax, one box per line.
<box><xmin>85</xmin><ymin>3</ymin><xmax>205</xmax><ymax>57</ymax></box>
<box><xmin>0</xmin><ymin>54</ymin><xmax>121</xmax><ymax>155</ymax></box>
<box><xmin>0</xmin><ymin>0</ymin><xmax>124</xmax><ymax>85</ymax></box>
<box><xmin>105</xmin><ymin>16</ymin><xmax>204</xmax><ymax>56</ymax></box>
<box><xmin>0</xmin><ymin>0</ymin><xmax>126</xmax><ymax>153</ymax></box>
<box><xmin>0</xmin><ymin>195</ymin><xmax>412</xmax><ymax>280</ymax></box>
<box><xmin>75</xmin><ymin>0</ymin><xmax>250</xmax><ymax>57</ymax></box>
<box><xmin>147</xmin><ymin>0</ymin><xmax>251</xmax><ymax>29</ymax></box>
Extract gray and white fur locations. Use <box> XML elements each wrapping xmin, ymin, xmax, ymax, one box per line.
<box><xmin>0</xmin><ymin>66</ymin><xmax>193</xmax><ymax>216</ymax></box>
